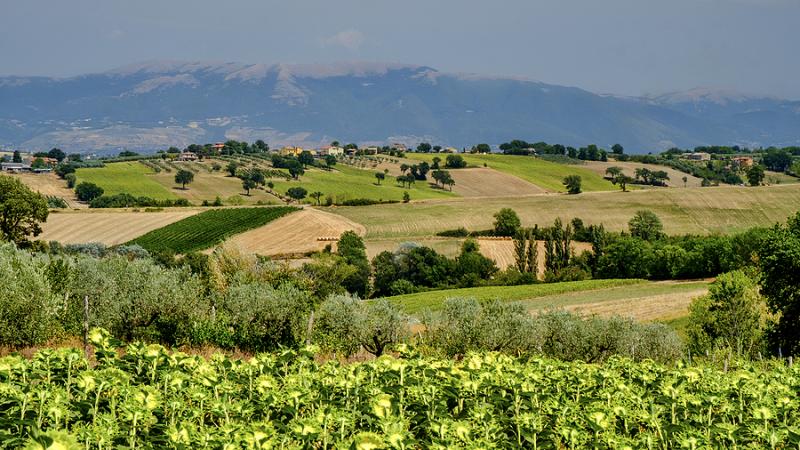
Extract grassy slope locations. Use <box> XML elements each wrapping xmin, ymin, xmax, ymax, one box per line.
<box><xmin>405</xmin><ymin>153</ymin><xmax>615</xmax><ymax>192</ymax></box>
<box><xmin>76</xmin><ymin>162</ymin><xmax>177</xmax><ymax>200</ymax></box>
<box><xmin>384</xmin><ymin>279</ymin><xmax>646</xmax><ymax>314</ymax></box>
<box><xmin>149</xmin><ymin>164</ymin><xmax>283</xmax><ymax>205</ymax></box>
<box><xmin>337</xmin><ymin>184</ymin><xmax>800</xmax><ymax>239</ymax></box>
<box><xmin>267</xmin><ymin>164</ymin><xmax>457</xmax><ymax>203</ymax></box>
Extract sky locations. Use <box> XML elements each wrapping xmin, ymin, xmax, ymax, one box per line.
<box><xmin>1</xmin><ymin>0</ymin><xmax>799</xmax><ymax>99</ymax></box>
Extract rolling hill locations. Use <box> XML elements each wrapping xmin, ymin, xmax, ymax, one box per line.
<box><xmin>1</xmin><ymin>60</ymin><xmax>798</xmax><ymax>153</ymax></box>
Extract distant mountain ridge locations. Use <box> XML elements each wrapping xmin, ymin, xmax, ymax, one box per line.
<box><xmin>0</xmin><ymin>60</ymin><xmax>798</xmax><ymax>154</ymax></box>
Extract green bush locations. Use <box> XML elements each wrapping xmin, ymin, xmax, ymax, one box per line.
<box><xmin>66</xmin><ymin>255</ymin><xmax>207</xmax><ymax>343</ymax></box>
<box><xmin>0</xmin><ymin>243</ymin><xmax>61</xmax><ymax>346</ymax></box>
<box><xmin>314</xmin><ymin>295</ymin><xmax>408</xmax><ymax>356</ymax></box>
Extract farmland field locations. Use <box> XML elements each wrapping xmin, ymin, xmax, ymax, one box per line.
<box><xmin>405</xmin><ymin>153</ymin><xmax>616</xmax><ymax>192</ymax></box>
<box><xmin>447</xmin><ymin>167</ymin><xmax>546</xmax><ymax>197</ymax></box>
<box><xmin>267</xmin><ymin>164</ymin><xmax>457</xmax><ymax>203</ymax></box>
<box><xmin>337</xmin><ymin>184</ymin><xmax>800</xmax><ymax>239</ymax></box>
<box><xmin>4</xmin><ymin>336</ymin><xmax>798</xmax><ymax>449</ymax></box>
<box><xmin>150</xmin><ymin>162</ymin><xmax>284</xmax><ymax>205</ymax></box>
<box><xmin>9</xmin><ymin>172</ymin><xmax>84</xmax><ymax>208</ymax></box>
<box><xmin>223</xmin><ymin>207</ymin><xmax>366</xmax><ymax>256</ymax></box>
<box><xmin>75</xmin><ymin>162</ymin><xmax>177</xmax><ymax>200</ymax></box>
<box><xmin>383</xmin><ymin>278</ymin><xmax>646</xmax><ymax>314</ymax></box>
<box><xmin>37</xmin><ymin>209</ymin><xmax>202</xmax><ymax>245</ymax></box>
<box><xmin>128</xmin><ymin>206</ymin><xmax>298</xmax><ymax>253</ymax></box>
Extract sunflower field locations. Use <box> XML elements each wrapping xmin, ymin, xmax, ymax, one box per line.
<box><xmin>2</xmin><ymin>329</ymin><xmax>799</xmax><ymax>449</ymax></box>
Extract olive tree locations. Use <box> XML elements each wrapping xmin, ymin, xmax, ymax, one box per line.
<box><xmin>0</xmin><ymin>243</ymin><xmax>61</xmax><ymax>346</ymax></box>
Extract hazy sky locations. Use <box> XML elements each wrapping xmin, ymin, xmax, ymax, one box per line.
<box><xmin>2</xmin><ymin>0</ymin><xmax>799</xmax><ymax>98</ymax></box>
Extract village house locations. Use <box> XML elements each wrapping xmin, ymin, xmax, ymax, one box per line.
<box><xmin>362</xmin><ymin>146</ymin><xmax>379</xmax><ymax>155</ymax></box>
<box><xmin>175</xmin><ymin>151</ymin><xmax>198</xmax><ymax>162</ymax></box>
<box><xmin>211</xmin><ymin>143</ymin><xmax>225</xmax><ymax>154</ymax></box>
<box><xmin>682</xmin><ymin>152</ymin><xmax>711</xmax><ymax>161</ymax></box>
<box><xmin>0</xmin><ymin>162</ymin><xmax>31</xmax><ymax>173</ymax></box>
<box><xmin>319</xmin><ymin>146</ymin><xmax>345</xmax><ymax>156</ymax></box>
<box><xmin>390</xmin><ymin>143</ymin><xmax>408</xmax><ymax>152</ymax></box>
<box><xmin>440</xmin><ymin>147</ymin><xmax>459</xmax><ymax>153</ymax></box>
<box><xmin>280</xmin><ymin>146</ymin><xmax>304</xmax><ymax>157</ymax></box>
<box><xmin>731</xmin><ymin>156</ymin><xmax>754</xmax><ymax>168</ymax></box>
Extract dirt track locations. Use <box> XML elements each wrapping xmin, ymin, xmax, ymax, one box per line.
<box><xmin>224</xmin><ymin>208</ymin><xmax>366</xmax><ymax>256</ymax></box>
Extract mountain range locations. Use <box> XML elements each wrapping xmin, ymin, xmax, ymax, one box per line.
<box><xmin>1</xmin><ymin>60</ymin><xmax>798</xmax><ymax>154</ymax></box>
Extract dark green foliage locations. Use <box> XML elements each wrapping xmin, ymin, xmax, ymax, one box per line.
<box><xmin>563</xmin><ymin>175</ymin><xmax>582</xmax><ymax>194</ymax></box>
<box><xmin>762</xmin><ymin>148</ymin><xmax>792</xmax><ymax>172</ymax></box>
<box><xmin>0</xmin><ymin>175</ymin><xmax>49</xmax><ymax>244</ymax></box>
<box><xmin>758</xmin><ymin>213</ymin><xmax>800</xmax><ymax>355</ymax></box>
<box><xmin>89</xmin><ymin>194</ymin><xmax>190</xmax><ymax>208</ymax></box>
<box><xmin>337</xmin><ymin>230</ymin><xmax>371</xmax><ymax>297</ymax></box>
<box><xmin>628</xmin><ymin>210</ymin><xmax>664</xmax><ymax>241</ymax></box>
<box><xmin>493</xmin><ymin>208</ymin><xmax>521</xmax><ymax>236</ymax></box>
<box><xmin>128</xmin><ymin>207</ymin><xmax>297</xmax><ymax>253</ymax></box>
<box><xmin>286</xmin><ymin>186</ymin><xmax>307</xmax><ymax>201</ymax></box>
<box><xmin>445</xmin><ymin>154</ymin><xmax>467</xmax><ymax>168</ymax></box>
<box><xmin>746</xmin><ymin>165</ymin><xmax>765</xmax><ymax>186</ymax></box>
<box><xmin>74</xmin><ymin>181</ymin><xmax>104</xmax><ymax>202</ymax></box>
<box><xmin>174</xmin><ymin>169</ymin><xmax>194</xmax><ymax>188</ymax></box>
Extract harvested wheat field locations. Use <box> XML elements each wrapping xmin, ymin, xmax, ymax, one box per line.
<box><xmin>448</xmin><ymin>168</ymin><xmax>546</xmax><ymax>197</ymax></box>
<box><xmin>522</xmin><ymin>280</ymin><xmax>710</xmax><ymax>322</ymax></box>
<box><xmin>38</xmin><ymin>209</ymin><xmax>201</xmax><ymax>245</ymax></box>
<box><xmin>224</xmin><ymin>207</ymin><xmax>366</xmax><ymax>256</ymax></box>
<box><xmin>583</xmin><ymin>161</ymin><xmax>704</xmax><ymax>188</ymax></box>
<box><xmin>477</xmin><ymin>239</ymin><xmax>592</xmax><ymax>273</ymax></box>
<box><xmin>11</xmin><ymin>172</ymin><xmax>85</xmax><ymax>208</ymax></box>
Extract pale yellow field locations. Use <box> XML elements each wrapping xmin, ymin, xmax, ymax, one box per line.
<box><xmin>582</xmin><ymin>161</ymin><xmax>704</xmax><ymax>188</ymax></box>
<box><xmin>448</xmin><ymin>168</ymin><xmax>546</xmax><ymax>197</ymax></box>
<box><xmin>9</xmin><ymin>172</ymin><xmax>85</xmax><ymax>209</ymax></box>
<box><xmin>38</xmin><ymin>209</ymin><xmax>201</xmax><ymax>245</ymax></box>
<box><xmin>336</xmin><ymin>184</ymin><xmax>800</xmax><ymax>239</ymax></box>
<box><xmin>223</xmin><ymin>208</ymin><xmax>366</xmax><ymax>256</ymax></box>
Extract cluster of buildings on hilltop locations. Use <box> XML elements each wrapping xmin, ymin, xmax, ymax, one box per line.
<box><xmin>679</xmin><ymin>151</ymin><xmax>754</xmax><ymax>169</ymax></box>
<box><xmin>0</xmin><ymin>155</ymin><xmax>58</xmax><ymax>174</ymax></box>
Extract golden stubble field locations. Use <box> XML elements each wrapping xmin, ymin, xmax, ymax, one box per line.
<box><xmin>336</xmin><ymin>184</ymin><xmax>800</xmax><ymax>239</ymax></box>
<box><xmin>38</xmin><ymin>209</ymin><xmax>202</xmax><ymax>245</ymax></box>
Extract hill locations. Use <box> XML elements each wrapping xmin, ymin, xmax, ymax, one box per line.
<box><xmin>2</xmin><ymin>60</ymin><xmax>799</xmax><ymax>153</ymax></box>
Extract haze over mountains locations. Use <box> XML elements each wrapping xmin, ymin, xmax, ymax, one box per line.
<box><xmin>1</xmin><ymin>60</ymin><xmax>798</xmax><ymax>154</ymax></box>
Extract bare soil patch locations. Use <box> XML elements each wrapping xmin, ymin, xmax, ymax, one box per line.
<box><xmin>447</xmin><ymin>168</ymin><xmax>546</xmax><ymax>197</ymax></box>
<box><xmin>38</xmin><ymin>209</ymin><xmax>201</xmax><ymax>245</ymax></box>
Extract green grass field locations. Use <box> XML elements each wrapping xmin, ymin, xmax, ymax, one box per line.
<box><xmin>336</xmin><ymin>184</ymin><xmax>800</xmax><ymax>239</ymax></box>
<box><xmin>384</xmin><ymin>279</ymin><xmax>646</xmax><ymax>314</ymax></box>
<box><xmin>76</xmin><ymin>162</ymin><xmax>177</xmax><ymax>200</ymax></box>
<box><xmin>127</xmin><ymin>206</ymin><xmax>298</xmax><ymax>253</ymax></box>
<box><xmin>268</xmin><ymin>164</ymin><xmax>457</xmax><ymax>203</ymax></box>
<box><xmin>405</xmin><ymin>153</ymin><xmax>615</xmax><ymax>192</ymax></box>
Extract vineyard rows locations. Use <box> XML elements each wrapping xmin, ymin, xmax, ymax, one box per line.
<box><xmin>127</xmin><ymin>206</ymin><xmax>297</xmax><ymax>253</ymax></box>
<box><xmin>1</xmin><ymin>329</ymin><xmax>799</xmax><ymax>449</ymax></box>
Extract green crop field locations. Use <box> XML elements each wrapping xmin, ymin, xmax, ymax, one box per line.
<box><xmin>405</xmin><ymin>153</ymin><xmax>616</xmax><ymax>192</ymax></box>
<box><xmin>336</xmin><ymin>184</ymin><xmax>800</xmax><ymax>239</ymax></box>
<box><xmin>267</xmin><ymin>164</ymin><xmax>457</xmax><ymax>203</ymax></box>
<box><xmin>127</xmin><ymin>206</ymin><xmax>297</xmax><ymax>253</ymax></box>
<box><xmin>4</xmin><ymin>333</ymin><xmax>799</xmax><ymax>449</ymax></box>
<box><xmin>384</xmin><ymin>279</ymin><xmax>646</xmax><ymax>314</ymax></box>
<box><xmin>75</xmin><ymin>162</ymin><xmax>178</xmax><ymax>200</ymax></box>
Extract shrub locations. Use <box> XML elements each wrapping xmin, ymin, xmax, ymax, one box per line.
<box><xmin>337</xmin><ymin>198</ymin><xmax>399</xmax><ymax>206</ymax></box>
<box><xmin>0</xmin><ymin>243</ymin><xmax>61</xmax><ymax>346</ymax></box>
<box><xmin>46</xmin><ymin>196</ymin><xmax>68</xmax><ymax>209</ymax></box>
<box><xmin>66</xmin><ymin>255</ymin><xmax>207</xmax><ymax>343</ymax></box>
<box><xmin>435</xmin><ymin>227</ymin><xmax>469</xmax><ymax>237</ymax></box>
<box><xmin>64</xmin><ymin>173</ymin><xmax>76</xmax><ymax>188</ymax></box>
<box><xmin>63</xmin><ymin>242</ymin><xmax>108</xmax><ymax>258</ymax></box>
<box><xmin>687</xmin><ymin>270</ymin><xmax>770</xmax><ymax>357</ymax></box>
<box><xmin>216</xmin><ymin>281</ymin><xmax>311</xmax><ymax>352</ymax></box>
<box><xmin>493</xmin><ymin>208</ymin><xmax>521</xmax><ymax>236</ymax></box>
<box><xmin>74</xmin><ymin>182</ymin><xmax>104</xmax><ymax>202</ymax></box>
